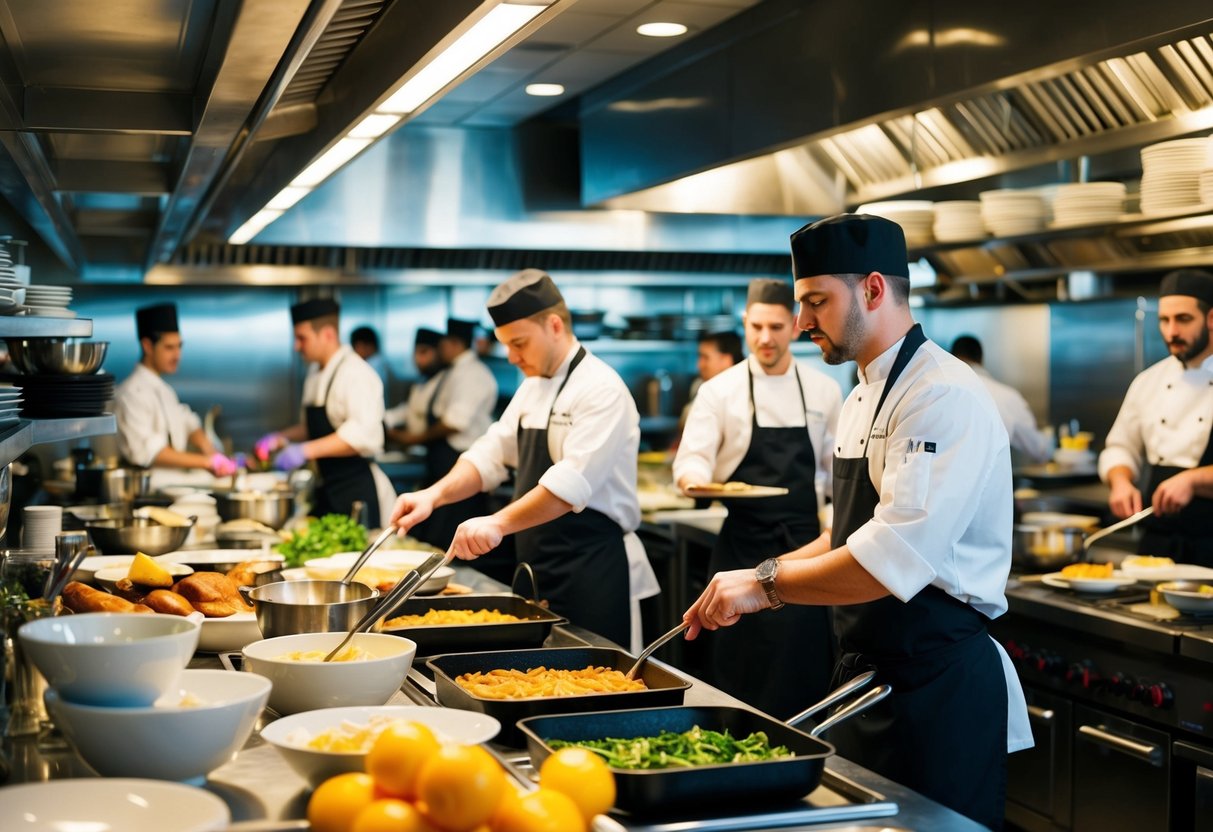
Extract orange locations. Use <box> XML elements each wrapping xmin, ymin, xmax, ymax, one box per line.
<box><xmin>537</xmin><ymin>747</ymin><xmax>615</xmax><ymax>821</ymax></box>
<box><xmin>351</xmin><ymin>799</ymin><xmax>437</xmax><ymax>832</ymax></box>
<box><xmin>491</xmin><ymin>788</ymin><xmax>587</xmax><ymax>832</ymax></box>
<box><xmin>416</xmin><ymin>744</ymin><xmax>506</xmax><ymax>831</ymax></box>
<box><xmin>308</xmin><ymin>772</ymin><xmax>378</xmax><ymax>832</ymax></box>
<box><xmin>366</xmin><ymin>721</ymin><xmax>441</xmax><ymax>799</ymax></box>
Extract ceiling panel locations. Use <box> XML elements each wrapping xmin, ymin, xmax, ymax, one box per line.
<box><xmin>592</xmin><ymin>1</ymin><xmax>746</xmax><ymax>53</ymax></box>
<box><xmin>525</xmin><ymin>11</ymin><xmax>628</xmax><ymax>48</ymax></box>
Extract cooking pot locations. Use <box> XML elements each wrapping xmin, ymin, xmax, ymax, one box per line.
<box><xmin>99</xmin><ymin>468</ymin><xmax>150</xmax><ymax>504</ymax></box>
<box><xmin>1012</xmin><ymin>524</ymin><xmax>1083</xmax><ymax>571</ymax></box>
<box><xmin>212</xmin><ymin>487</ymin><xmax>294</xmax><ymax>530</ymax></box>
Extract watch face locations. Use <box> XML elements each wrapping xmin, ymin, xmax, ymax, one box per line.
<box><xmin>757</xmin><ymin>558</ymin><xmax>778</xmax><ymax>581</ymax></box>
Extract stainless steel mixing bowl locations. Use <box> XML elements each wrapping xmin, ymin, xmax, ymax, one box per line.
<box><xmin>85</xmin><ymin>516</ymin><xmax>196</xmax><ymax>556</ymax></box>
<box><xmin>246</xmin><ymin>579</ymin><xmax>381</xmax><ymax>638</ymax></box>
<box><xmin>8</xmin><ymin>339</ymin><xmax>108</xmax><ymax>375</ymax></box>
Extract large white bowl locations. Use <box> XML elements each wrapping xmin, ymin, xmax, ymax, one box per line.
<box><xmin>261</xmin><ymin>704</ymin><xmax>501</xmax><ymax>787</ymax></box>
<box><xmin>93</xmin><ymin>562</ymin><xmax>194</xmax><ymax>591</ymax></box>
<box><xmin>45</xmin><ymin>669</ymin><xmax>270</xmax><ymax>781</ymax></box>
<box><xmin>301</xmin><ymin>550</ymin><xmax>454</xmax><ymax>594</ymax></box>
<box><xmin>242</xmin><ymin>631</ymin><xmax>417</xmax><ymax>715</ymax></box>
<box><xmin>0</xmin><ymin>778</ymin><xmax>230</xmax><ymax>831</ymax></box>
<box><xmin>19</xmin><ymin>613</ymin><xmax>200</xmax><ymax>706</ymax></box>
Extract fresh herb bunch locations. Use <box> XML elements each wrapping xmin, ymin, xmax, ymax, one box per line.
<box><xmin>549</xmin><ymin>726</ymin><xmax>794</xmax><ymax>769</ymax></box>
<box><xmin>274</xmin><ymin>513</ymin><xmax>369</xmax><ymax>568</ymax></box>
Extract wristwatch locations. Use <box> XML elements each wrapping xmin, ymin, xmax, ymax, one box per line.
<box><xmin>756</xmin><ymin>557</ymin><xmax>784</xmax><ymax>611</ymax></box>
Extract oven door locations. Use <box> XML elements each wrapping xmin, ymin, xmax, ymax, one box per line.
<box><xmin>1173</xmin><ymin>740</ymin><xmax>1213</xmax><ymax>832</ymax></box>
<box><xmin>1073</xmin><ymin>705</ymin><xmax>1170</xmax><ymax>831</ymax></box>
<box><xmin>1007</xmin><ymin>687</ymin><xmax>1072</xmax><ymax>831</ymax></box>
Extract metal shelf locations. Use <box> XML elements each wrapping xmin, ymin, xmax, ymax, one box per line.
<box><xmin>0</xmin><ymin>415</ymin><xmax>116</xmax><ymax>469</ymax></box>
<box><xmin>0</xmin><ymin>317</ymin><xmax>93</xmax><ymax>338</ymax></box>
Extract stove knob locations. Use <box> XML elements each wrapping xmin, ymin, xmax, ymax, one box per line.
<box><xmin>1067</xmin><ymin>661</ymin><xmax>1101</xmax><ymax>690</ymax></box>
<box><xmin>1147</xmin><ymin>683</ymin><xmax>1173</xmax><ymax>710</ymax></box>
<box><xmin>1109</xmin><ymin>672</ymin><xmax>1135</xmax><ymax>696</ymax></box>
<box><xmin>1005</xmin><ymin>640</ymin><xmax>1026</xmax><ymax>662</ymax></box>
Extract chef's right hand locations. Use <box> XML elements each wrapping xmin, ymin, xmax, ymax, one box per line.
<box><xmin>1108</xmin><ymin>478</ymin><xmax>1143</xmax><ymax>519</ymax></box>
<box><xmin>683</xmin><ymin>568</ymin><xmax>770</xmax><ymax>640</ymax></box>
<box><xmin>449</xmin><ymin>515</ymin><xmax>504</xmax><ymax>560</ymax></box>
<box><xmin>209</xmin><ymin>453</ymin><xmax>239</xmax><ymax>477</ymax></box>
<box><xmin>254</xmin><ymin>432</ymin><xmax>285</xmax><ymax>462</ymax></box>
<box><xmin>390</xmin><ymin>490</ymin><xmax>435</xmax><ymax>535</ymax></box>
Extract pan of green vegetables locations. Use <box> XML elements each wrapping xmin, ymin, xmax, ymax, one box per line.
<box><xmin>516</xmin><ymin>672</ymin><xmax>890</xmax><ymax>816</ymax></box>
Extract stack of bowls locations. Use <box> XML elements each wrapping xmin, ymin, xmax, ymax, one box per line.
<box><xmin>18</xmin><ymin>613</ymin><xmax>270</xmax><ymax>781</ymax></box>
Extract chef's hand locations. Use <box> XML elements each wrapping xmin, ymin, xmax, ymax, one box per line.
<box><xmin>255</xmin><ymin>433</ymin><xmax>285</xmax><ymax>462</ymax></box>
<box><xmin>448</xmin><ymin>515</ymin><xmax>505</xmax><ymax>560</ymax></box>
<box><xmin>1108</xmin><ymin>478</ymin><xmax>1143</xmax><ymax>519</ymax></box>
<box><xmin>208</xmin><ymin>453</ymin><xmax>239</xmax><ymax>477</ymax></box>
<box><xmin>682</xmin><ymin>567</ymin><xmax>770</xmax><ymax>640</ymax></box>
<box><xmin>1152</xmin><ymin>470</ymin><xmax>1196</xmax><ymax>515</ymax></box>
<box><xmin>389</xmin><ymin>490</ymin><xmax>435</xmax><ymax>534</ymax></box>
<box><xmin>273</xmin><ymin>443</ymin><xmax>308</xmax><ymax>472</ymax></box>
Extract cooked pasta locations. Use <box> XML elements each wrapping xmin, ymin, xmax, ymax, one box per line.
<box><xmin>385</xmin><ymin>608</ymin><xmax>523</xmax><ymax>627</ymax></box>
<box><xmin>277</xmin><ymin>645</ymin><xmax>373</xmax><ymax>662</ymax></box>
<box><xmin>455</xmin><ymin>665</ymin><xmax>648</xmax><ymax>699</ymax></box>
<box><xmin>1060</xmin><ymin>562</ymin><xmax>1114</xmax><ymax>579</ymax></box>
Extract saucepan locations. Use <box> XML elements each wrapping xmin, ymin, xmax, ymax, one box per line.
<box><xmin>517</xmin><ymin>671</ymin><xmax>891</xmax><ymax>817</ymax></box>
<box><xmin>1013</xmin><ymin>507</ymin><xmax>1155</xmax><ymax>571</ymax></box>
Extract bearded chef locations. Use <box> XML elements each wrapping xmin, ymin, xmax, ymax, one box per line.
<box><xmin>390</xmin><ymin>269</ymin><xmax>659</xmax><ymax>651</ymax></box>
<box><xmin>673</xmin><ymin>278</ymin><xmax>841</xmax><ymax>719</ymax></box>
<box><xmin>683</xmin><ymin>214</ymin><xmax>1031</xmax><ymax>831</ymax></box>
<box><xmin>257</xmin><ymin>299</ymin><xmax>395</xmax><ymax>525</ymax></box>
<box><xmin>1100</xmin><ymin>269</ymin><xmax>1213</xmax><ymax>565</ymax></box>
<box><xmin>114</xmin><ymin>303</ymin><xmax>238</xmax><ymax>477</ymax></box>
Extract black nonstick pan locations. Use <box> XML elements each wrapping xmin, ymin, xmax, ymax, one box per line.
<box><xmin>380</xmin><ymin>593</ymin><xmax>566</xmax><ymax>655</ymax></box>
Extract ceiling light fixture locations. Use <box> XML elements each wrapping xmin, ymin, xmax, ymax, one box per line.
<box><xmin>525</xmin><ymin>83</ymin><xmax>565</xmax><ymax>96</ymax></box>
<box><xmin>347</xmin><ymin>113</ymin><xmax>402</xmax><ymax>139</ymax></box>
<box><xmin>229</xmin><ymin>209</ymin><xmax>285</xmax><ymax>245</ymax></box>
<box><xmin>637</xmin><ymin>22</ymin><xmax>687</xmax><ymax>38</ymax></box>
<box><xmin>290</xmin><ymin>138</ymin><xmax>373</xmax><ymax>188</ymax></box>
<box><xmin>266</xmin><ymin>187</ymin><xmax>311</xmax><ymax>211</ymax></box>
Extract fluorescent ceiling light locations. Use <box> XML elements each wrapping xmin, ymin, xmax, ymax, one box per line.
<box><xmin>266</xmin><ymin>187</ymin><xmax>311</xmax><ymax>211</ymax></box>
<box><xmin>637</xmin><ymin>22</ymin><xmax>687</xmax><ymax>38</ymax></box>
<box><xmin>348</xmin><ymin>113</ymin><xmax>402</xmax><ymax>139</ymax></box>
<box><xmin>525</xmin><ymin>83</ymin><xmax>564</xmax><ymax>97</ymax></box>
<box><xmin>290</xmin><ymin>138</ymin><xmax>372</xmax><ymax>188</ymax></box>
<box><xmin>378</xmin><ymin>3</ymin><xmax>545</xmax><ymax>114</ymax></box>
<box><xmin>229</xmin><ymin>209</ymin><xmax>284</xmax><ymax>245</ymax></box>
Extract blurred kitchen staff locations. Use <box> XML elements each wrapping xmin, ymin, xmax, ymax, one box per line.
<box><xmin>683</xmin><ymin>215</ymin><xmax>1030</xmax><ymax>830</ymax></box>
<box><xmin>114</xmin><ymin>302</ymin><xmax>238</xmax><ymax>476</ymax></box>
<box><xmin>387</xmin><ymin>318</ymin><xmax>497</xmax><ymax>549</ymax></box>
<box><xmin>1100</xmin><ymin>269</ymin><xmax>1213</xmax><ymax>565</ymax></box>
<box><xmin>258</xmin><ymin>299</ymin><xmax>395</xmax><ymax>526</ymax></box>
<box><xmin>673</xmin><ymin>278</ymin><xmax>841</xmax><ymax>719</ymax></box>
<box><xmin>950</xmin><ymin>334</ymin><xmax>1052</xmax><ymax>464</ymax></box>
<box><xmin>385</xmin><ymin>327</ymin><xmax>446</xmax><ymax>444</ymax></box>
<box><xmin>390</xmin><ymin>269</ymin><xmax>659</xmax><ymax>650</ymax></box>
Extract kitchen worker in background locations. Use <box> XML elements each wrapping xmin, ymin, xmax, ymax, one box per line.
<box><xmin>950</xmin><ymin>334</ymin><xmax>1052</xmax><ymax>464</ymax></box>
<box><xmin>257</xmin><ymin>299</ymin><xmax>395</xmax><ymax>526</ymax></box>
<box><xmin>673</xmin><ymin>279</ymin><xmax>841</xmax><ymax>719</ymax></box>
<box><xmin>385</xmin><ymin>327</ymin><xmax>446</xmax><ymax>446</ymax></box>
<box><xmin>350</xmin><ymin>325</ymin><xmax>390</xmax><ymax>399</ymax></box>
<box><xmin>1100</xmin><ymin>269</ymin><xmax>1213</xmax><ymax>565</ymax></box>
<box><xmin>390</xmin><ymin>269</ymin><xmax>659</xmax><ymax>650</ymax></box>
<box><xmin>114</xmin><ymin>303</ymin><xmax>239</xmax><ymax>477</ymax></box>
<box><xmin>673</xmin><ymin>330</ymin><xmax>744</xmax><ymax>448</ymax></box>
<box><xmin>683</xmin><ymin>214</ymin><xmax>1030</xmax><ymax>831</ymax></box>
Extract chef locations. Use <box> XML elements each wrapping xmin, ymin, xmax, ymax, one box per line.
<box><xmin>951</xmin><ymin>334</ymin><xmax>1052</xmax><ymax>464</ymax></box>
<box><xmin>390</xmin><ymin>269</ymin><xmax>659</xmax><ymax>650</ymax></box>
<box><xmin>257</xmin><ymin>298</ymin><xmax>395</xmax><ymax>525</ymax></box>
<box><xmin>1100</xmin><ymin>269</ymin><xmax>1213</xmax><ymax>565</ymax></box>
<box><xmin>385</xmin><ymin>327</ymin><xmax>446</xmax><ymax>445</ymax></box>
<box><xmin>673</xmin><ymin>278</ymin><xmax>841</xmax><ymax>718</ymax></box>
<box><xmin>683</xmin><ymin>214</ymin><xmax>1031</xmax><ymax>831</ymax></box>
<box><xmin>114</xmin><ymin>302</ymin><xmax>238</xmax><ymax>476</ymax></box>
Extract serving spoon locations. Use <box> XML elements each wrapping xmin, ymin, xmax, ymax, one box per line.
<box><xmin>625</xmin><ymin>621</ymin><xmax>689</xmax><ymax>680</ymax></box>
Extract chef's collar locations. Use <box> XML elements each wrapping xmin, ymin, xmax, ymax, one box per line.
<box><xmin>856</xmin><ymin>332</ymin><xmax>908</xmax><ymax>386</ymax></box>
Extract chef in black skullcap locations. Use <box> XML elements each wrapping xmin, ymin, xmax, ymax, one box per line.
<box><xmin>1101</xmin><ymin>268</ymin><xmax>1213</xmax><ymax>561</ymax></box>
<box><xmin>683</xmin><ymin>214</ymin><xmax>1030</xmax><ymax>831</ymax></box>
<box><xmin>389</xmin><ymin>269</ymin><xmax>658</xmax><ymax>651</ymax></box>
<box><xmin>114</xmin><ymin>302</ymin><xmax>238</xmax><ymax>477</ymax></box>
<box><xmin>257</xmin><ymin>297</ymin><xmax>394</xmax><ymax>526</ymax></box>
<box><xmin>671</xmin><ymin>277</ymin><xmax>841</xmax><ymax>719</ymax></box>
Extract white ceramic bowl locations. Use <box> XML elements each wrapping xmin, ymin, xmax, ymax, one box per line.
<box><xmin>261</xmin><ymin>704</ymin><xmax>501</xmax><ymax>786</ymax></box>
<box><xmin>302</xmin><ymin>550</ymin><xmax>454</xmax><ymax>594</ymax></box>
<box><xmin>93</xmin><ymin>562</ymin><xmax>194</xmax><ymax>591</ymax></box>
<box><xmin>197</xmin><ymin>611</ymin><xmax>262</xmax><ymax>653</ymax></box>
<box><xmin>45</xmin><ymin>669</ymin><xmax>271</xmax><ymax>781</ymax></box>
<box><xmin>242</xmin><ymin>631</ymin><xmax>416</xmax><ymax>715</ymax></box>
<box><xmin>0</xmin><ymin>778</ymin><xmax>230</xmax><ymax>831</ymax></box>
<box><xmin>18</xmin><ymin>613</ymin><xmax>200</xmax><ymax>706</ymax></box>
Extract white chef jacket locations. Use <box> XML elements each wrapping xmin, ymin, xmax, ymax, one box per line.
<box><xmin>971</xmin><ymin>365</ymin><xmax>1052</xmax><ymax>464</ymax></box>
<box><xmin>461</xmin><ymin>340</ymin><xmax>659</xmax><ymax>651</ymax></box>
<box><xmin>429</xmin><ymin>350</ymin><xmax>498</xmax><ymax>452</ymax></box>
<box><xmin>673</xmin><ymin>355</ymin><xmax>841</xmax><ymax>497</ymax></box>
<box><xmin>385</xmin><ymin>372</ymin><xmax>443</xmax><ymax>434</ymax></box>
<box><xmin>839</xmin><ymin>335</ymin><xmax>1032</xmax><ymax>753</ymax></box>
<box><xmin>1099</xmin><ymin>354</ymin><xmax>1213</xmax><ymax>481</ymax></box>
<box><xmin>301</xmin><ymin>346</ymin><xmax>395</xmax><ymax>522</ymax></box>
<box><xmin>114</xmin><ymin>364</ymin><xmax>203</xmax><ymax>468</ymax></box>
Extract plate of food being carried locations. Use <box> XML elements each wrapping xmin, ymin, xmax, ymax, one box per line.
<box><xmin>683</xmin><ymin>481</ymin><xmax>790</xmax><ymax>499</ymax></box>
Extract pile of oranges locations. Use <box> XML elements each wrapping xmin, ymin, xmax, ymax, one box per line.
<box><xmin>306</xmin><ymin>720</ymin><xmax>616</xmax><ymax>832</ymax></box>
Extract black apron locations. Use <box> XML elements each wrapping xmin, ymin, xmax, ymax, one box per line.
<box><xmin>707</xmin><ymin>363</ymin><xmax>835</xmax><ymax>719</ymax></box>
<box><xmin>828</xmin><ymin>325</ymin><xmax>1008</xmax><ymax>832</ymax></box>
<box><xmin>1137</xmin><ymin>417</ymin><xmax>1213</xmax><ymax>567</ymax></box>
<box><xmin>414</xmin><ymin>368</ymin><xmax>488</xmax><ymax>550</ymax></box>
<box><xmin>306</xmin><ymin>354</ymin><xmax>381</xmax><ymax>527</ymax></box>
<box><xmin>513</xmin><ymin>346</ymin><xmax>631</xmax><ymax>646</ymax></box>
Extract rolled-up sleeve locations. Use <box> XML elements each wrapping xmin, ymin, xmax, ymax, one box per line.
<box><xmin>1099</xmin><ymin>374</ymin><xmax>1147</xmax><ymax>480</ymax></box>
<box><xmin>461</xmin><ymin>396</ymin><xmax>520</xmax><ymax>491</ymax></box>
<box><xmin>538</xmin><ymin>383</ymin><xmax>634</xmax><ymax>511</ymax></box>
<box><xmin>672</xmin><ymin>387</ymin><xmax>722</xmax><ymax>486</ymax></box>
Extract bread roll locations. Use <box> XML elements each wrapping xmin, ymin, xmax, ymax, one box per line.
<box><xmin>172</xmin><ymin>572</ymin><xmax>253</xmax><ymax>618</ymax></box>
<box><xmin>62</xmin><ymin>581</ymin><xmax>153</xmax><ymax>614</ymax></box>
<box><xmin>142</xmin><ymin>589</ymin><xmax>196</xmax><ymax>617</ymax></box>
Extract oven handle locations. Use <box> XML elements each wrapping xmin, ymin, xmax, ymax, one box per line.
<box><xmin>1078</xmin><ymin>724</ymin><xmax>1164</xmax><ymax>767</ymax></box>
<box><xmin>1174</xmin><ymin>740</ymin><xmax>1213</xmax><ymax>768</ymax></box>
<box><xmin>1027</xmin><ymin>705</ymin><xmax>1054</xmax><ymax>724</ymax></box>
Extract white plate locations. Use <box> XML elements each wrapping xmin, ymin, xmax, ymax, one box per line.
<box><xmin>197</xmin><ymin>611</ymin><xmax>262</xmax><ymax>652</ymax></box>
<box><xmin>684</xmin><ymin>483</ymin><xmax>790</xmax><ymax>499</ymax></box>
<box><xmin>0</xmin><ymin>778</ymin><xmax>229</xmax><ymax>831</ymax></box>
<box><xmin>1042</xmin><ymin>571</ymin><xmax>1138</xmax><ymax>593</ymax></box>
<box><xmin>1121</xmin><ymin>560</ymin><xmax>1213</xmax><ymax>582</ymax></box>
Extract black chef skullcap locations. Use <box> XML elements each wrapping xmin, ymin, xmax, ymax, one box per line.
<box><xmin>415</xmin><ymin>328</ymin><xmax>442</xmax><ymax>349</ymax></box>
<box><xmin>135</xmin><ymin>303</ymin><xmax>179</xmax><ymax>339</ymax></box>
<box><xmin>789</xmin><ymin>213</ymin><xmax>908</xmax><ymax>280</ymax></box>
<box><xmin>445</xmin><ymin>318</ymin><xmax>477</xmax><ymax>346</ymax></box>
<box><xmin>290</xmin><ymin>297</ymin><xmax>339</xmax><ymax>325</ymax></box>
<box><xmin>1160</xmin><ymin>269</ymin><xmax>1213</xmax><ymax>306</ymax></box>
<box><xmin>746</xmin><ymin>278</ymin><xmax>794</xmax><ymax>310</ymax></box>
<box><xmin>487</xmin><ymin>269</ymin><xmax>565</xmax><ymax>327</ymax></box>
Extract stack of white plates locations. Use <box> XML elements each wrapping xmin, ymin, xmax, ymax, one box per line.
<box><xmin>23</xmin><ymin>284</ymin><xmax>73</xmax><ymax>317</ymax></box>
<box><xmin>0</xmin><ymin>245</ymin><xmax>25</xmax><ymax>316</ymax></box>
<box><xmin>857</xmin><ymin>201</ymin><xmax>935</xmax><ymax>247</ymax></box>
<box><xmin>1200</xmin><ymin>170</ymin><xmax>1213</xmax><ymax>206</ymax></box>
<box><xmin>22</xmin><ymin>505</ymin><xmax>63</xmax><ymax>552</ymax></box>
<box><xmin>0</xmin><ymin>385</ymin><xmax>21</xmax><ymax>427</ymax></box>
<box><xmin>1140</xmin><ymin>137</ymin><xmax>1211</xmax><ymax>215</ymax></box>
<box><xmin>932</xmin><ymin>201</ymin><xmax>985</xmax><ymax>242</ymax></box>
<box><xmin>1050</xmin><ymin>182</ymin><xmax>1127</xmax><ymax>227</ymax></box>
<box><xmin>979</xmin><ymin>190</ymin><xmax>1047</xmax><ymax>236</ymax></box>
